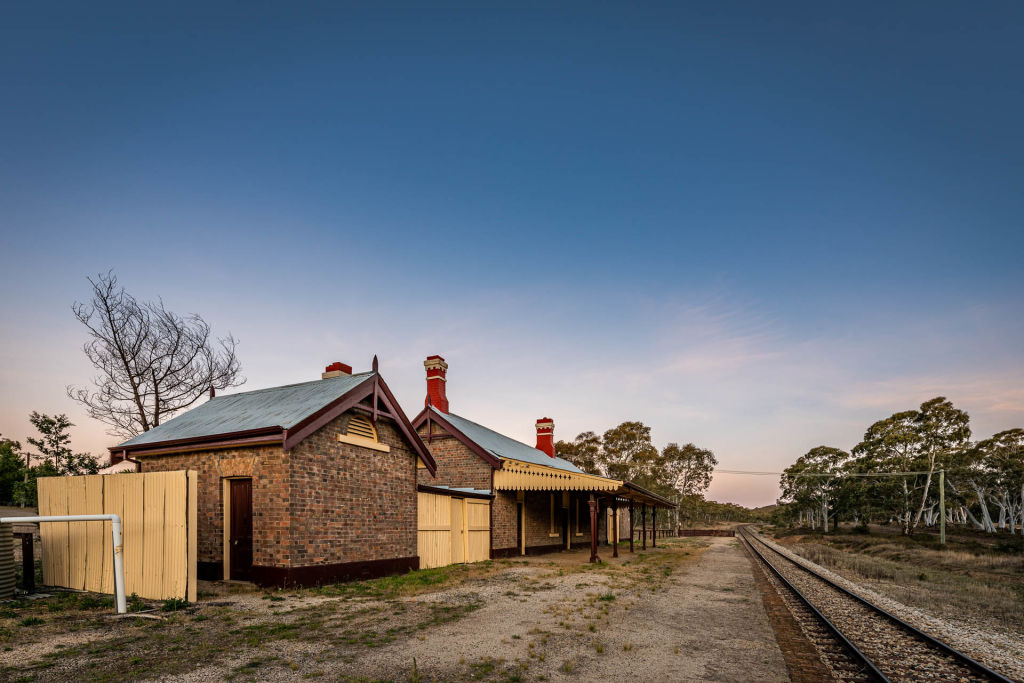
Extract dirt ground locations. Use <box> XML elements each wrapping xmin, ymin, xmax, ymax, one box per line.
<box><xmin>1</xmin><ymin>536</ymin><xmax>789</xmax><ymax>682</ymax></box>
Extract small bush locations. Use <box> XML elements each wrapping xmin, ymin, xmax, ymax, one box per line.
<box><xmin>128</xmin><ymin>593</ymin><xmax>146</xmax><ymax>612</ymax></box>
<box><xmin>161</xmin><ymin>597</ymin><xmax>189</xmax><ymax>612</ymax></box>
<box><xmin>19</xmin><ymin>617</ymin><xmax>44</xmax><ymax>627</ymax></box>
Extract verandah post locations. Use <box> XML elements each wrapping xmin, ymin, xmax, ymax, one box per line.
<box><xmin>652</xmin><ymin>507</ymin><xmax>657</xmax><ymax>548</ymax></box>
<box><xmin>629</xmin><ymin>500</ymin><xmax>634</xmax><ymax>553</ymax></box>
<box><xmin>612</xmin><ymin>502</ymin><xmax>619</xmax><ymax>558</ymax></box>
<box><xmin>642</xmin><ymin>503</ymin><xmax>647</xmax><ymax>550</ymax></box>
<box><xmin>588</xmin><ymin>495</ymin><xmax>600</xmax><ymax>563</ymax></box>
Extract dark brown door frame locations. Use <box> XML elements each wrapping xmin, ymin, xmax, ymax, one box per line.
<box><xmin>224</xmin><ymin>477</ymin><xmax>253</xmax><ymax>581</ymax></box>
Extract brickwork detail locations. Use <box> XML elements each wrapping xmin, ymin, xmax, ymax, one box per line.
<box><xmin>138</xmin><ymin>444</ymin><xmax>288</xmax><ymax>567</ymax></box>
<box><xmin>415</xmin><ymin>427</ymin><xmax>492</xmax><ymax>491</ymax></box>
<box><xmin>139</xmin><ymin>411</ymin><xmax>418</xmax><ymax>572</ymax></box>
<box><xmin>491</xmin><ymin>493</ymin><xmax>518</xmax><ymax>551</ymax></box>
<box><xmin>288</xmin><ymin>414</ymin><xmax>418</xmax><ymax>567</ymax></box>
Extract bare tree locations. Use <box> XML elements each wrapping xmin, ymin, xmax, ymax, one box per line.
<box><xmin>68</xmin><ymin>272</ymin><xmax>244</xmax><ymax>437</ymax></box>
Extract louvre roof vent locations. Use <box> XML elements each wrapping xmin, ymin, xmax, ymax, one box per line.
<box><xmin>337</xmin><ymin>413</ymin><xmax>390</xmax><ymax>453</ymax></box>
<box><xmin>347</xmin><ymin>415</ymin><xmax>377</xmax><ymax>441</ymax></box>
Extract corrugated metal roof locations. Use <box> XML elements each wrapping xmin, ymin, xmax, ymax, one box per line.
<box><xmin>117</xmin><ymin>372</ymin><xmax>374</xmax><ymax>448</ymax></box>
<box><xmin>435</xmin><ymin>408</ymin><xmax>585</xmax><ymax>474</ymax></box>
<box><xmin>97</xmin><ymin>459</ymin><xmax>140</xmax><ymax>474</ymax></box>
<box><xmin>427</xmin><ymin>485</ymin><xmax>492</xmax><ymax>496</ymax></box>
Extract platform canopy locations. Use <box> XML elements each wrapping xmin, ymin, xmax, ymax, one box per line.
<box><xmin>493</xmin><ymin>458</ymin><xmax>623</xmax><ymax>492</ymax></box>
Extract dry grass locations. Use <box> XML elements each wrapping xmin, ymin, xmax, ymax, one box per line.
<box><xmin>769</xmin><ymin>525</ymin><xmax>1024</xmax><ymax>633</ymax></box>
<box><xmin>0</xmin><ymin>540</ymin><xmax>712</xmax><ymax>682</ymax></box>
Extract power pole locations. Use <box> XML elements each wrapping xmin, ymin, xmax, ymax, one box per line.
<box><xmin>939</xmin><ymin>469</ymin><xmax>946</xmax><ymax>545</ymax></box>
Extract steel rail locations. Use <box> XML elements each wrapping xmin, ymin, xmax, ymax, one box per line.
<box><xmin>740</xmin><ymin>526</ymin><xmax>1013</xmax><ymax>683</ymax></box>
<box><xmin>738</xmin><ymin>526</ymin><xmax>887</xmax><ymax>682</ymax></box>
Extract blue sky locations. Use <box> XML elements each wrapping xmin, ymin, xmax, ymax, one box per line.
<box><xmin>2</xmin><ymin>2</ymin><xmax>1022</xmax><ymax>506</ymax></box>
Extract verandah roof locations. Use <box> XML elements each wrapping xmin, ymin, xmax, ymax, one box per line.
<box><xmin>433</xmin><ymin>409</ymin><xmax>586</xmax><ymax>474</ymax></box>
<box><xmin>492</xmin><ymin>457</ymin><xmax>622</xmax><ymax>492</ymax></box>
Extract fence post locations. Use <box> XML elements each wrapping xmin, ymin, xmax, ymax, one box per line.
<box><xmin>15</xmin><ymin>533</ymin><xmax>34</xmax><ymax>592</ymax></box>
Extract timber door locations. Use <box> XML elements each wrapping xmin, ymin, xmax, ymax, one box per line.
<box><xmin>450</xmin><ymin>498</ymin><xmax>466</xmax><ymax>563</ymax></box>
<box><xmin>229</xmin><ymin>479</ymin><xmax>253</xmax><ymax>580</ymax></box>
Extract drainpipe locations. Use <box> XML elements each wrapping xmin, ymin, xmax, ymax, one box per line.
<box><xmin>2</xmin><ymin>514</ymin><xmax>127</xmax><ymax>614</ymax></box>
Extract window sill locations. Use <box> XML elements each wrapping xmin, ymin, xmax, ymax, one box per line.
<box><xmin>337</xmin><ymin>434</ymin><xmax>390</xmax><ymax>452</ymax></box>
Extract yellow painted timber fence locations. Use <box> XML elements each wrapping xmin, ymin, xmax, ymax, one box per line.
<box><xmin>37</xmin><ymin>470</ymin><xmax>198</xmax><ymax>602</ymax></box>
<box><xmin>417</xmin><ymin>492</ymin><xmax>490</xmax><ymax>569</ymax></box>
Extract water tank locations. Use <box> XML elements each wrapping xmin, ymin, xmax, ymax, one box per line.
<box><xmin>0</xmin><ymin>524</ymin><xmax>14</xmax><ymax>599</ymax></box>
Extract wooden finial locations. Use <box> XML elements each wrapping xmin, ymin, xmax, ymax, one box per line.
<box><xmin>372</xmin><ymin>355</ymin><xmax>379</xmax><ymax>373</ymax></box>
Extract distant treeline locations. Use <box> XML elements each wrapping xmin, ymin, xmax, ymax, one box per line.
<box><xmin>775</xmin><ymin>397</ymin><xmax>1023</xmax><ymax>536</ymax></box>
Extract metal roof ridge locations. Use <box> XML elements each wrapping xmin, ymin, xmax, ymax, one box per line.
<box><xmin>213</xmin><ymin>371</ymin><xmax>375</xmax><ymax>399</ymax></box>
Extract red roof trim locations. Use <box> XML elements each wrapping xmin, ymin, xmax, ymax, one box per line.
<box><xmin>111</xmin><ymin>426</ymin><xmax>284</xmax><ymax>455</ymax></box>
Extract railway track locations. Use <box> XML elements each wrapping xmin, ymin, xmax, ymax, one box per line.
<box><xmin>738</xmin><ymin>526</ymin><xmax>1014</xmax><ymax>683</ymax></box>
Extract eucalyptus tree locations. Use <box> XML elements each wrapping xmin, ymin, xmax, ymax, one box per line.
<box><xmin>851</xmin><ymin>397</ymin><xmax>970</xmax><ymax>536</ymax></box>
<box><xmin>661</xmin><ymin>442</ymin><xmax>717</xmax><ymax>498</ymax></box>
<box><xmin>975</xmin><ymin>429</ymin><xmax>1024</xmax><ymax>534</ymax></box>
<box><xmin>780</xmin><ymin>446</ymin><xmax>848</xmax><ymax>531</ymax></box>
<box><xmin>555</xmin><ymin>431</ymin><xmax>603</xmax><ymax>475</ymax></box>
<box><xmin>601</xmin><ymin>421</ymin><xmax>662</xmax><ymax>487</ymax></box>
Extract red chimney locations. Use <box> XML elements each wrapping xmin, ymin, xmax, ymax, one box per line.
<box><xmin>536</xmin><ymin>418</ymin><xmax>555</xmax><ymax>458</ymax></box>
<box><xmin>424</xmin><ymin>355</ymin><xmax>449</xmax><ymax>413</ymax></box>
<box><xmin>323</xmin><ymin>361</ymin><xmax>352</xmax><ymax>379</ymax></box>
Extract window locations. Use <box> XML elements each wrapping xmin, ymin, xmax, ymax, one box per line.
<box><xmin>574</xmin><ymin>499</ymin><xmax>583</xmax><ymax>536</ymax></box>
<box><xmin>337</xmin><ymin>414</ymin><xmax>390</xmax><ymax>452</ymax></box>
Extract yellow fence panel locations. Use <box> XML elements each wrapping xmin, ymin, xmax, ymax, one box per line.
<box><xmin>100</xmin><ymin>474</ymin><xmax>123</xmax><ymax>595</ymax></box>
<box><xmin>162</xmin><ymin>471</ymin><xmax>188</xmax><ymax>600</ymax></box>
<box><xmin>466</xmin><ymin>500</ymin><xmax>490</xmax><ymax>564</ymax></box>
<box><xmin>37</xmin><ymin>471</ymin><xmax>197</xmax><ymax>602</ymax></box>
<box><xmin>83</xmin><ymin>475</ymin><xmax>106</xmax><ymax>593</ymax></box>
<box><xmin>416</xmin><ymin>492</ymin><xmax>452</xmax><ymax>569</ymax></box>
<box><xmin>122</xmin><ymin>474</ymin><xmax>145</xmax><ymax>596</ymax></box>
<box><xmin>66</xmin><ymin>476</ymin><xmax>88</xmax><ymax>591</ymax></box>
<box><xmin>141</xmin><ymin>473</ymin><xmax>166</xmax><ymax>599</ymax></box>
<box><xmin>417</xmin><ymin>492</ymin><xmax>490</xmax><ymax>569</ymax></box>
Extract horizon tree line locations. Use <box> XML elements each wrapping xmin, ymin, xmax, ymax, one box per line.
<box><xmin>778</xmin><ymin>396</ymin><xmax>1024</xmax><ymax>536</ymax></box>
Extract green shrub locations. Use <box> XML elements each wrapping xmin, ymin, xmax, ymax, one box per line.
<box><xmin>161</xmin><ymin>597</ymin><xmax>189</xmax><ymax>612</ymax></box>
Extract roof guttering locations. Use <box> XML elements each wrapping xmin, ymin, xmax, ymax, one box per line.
<box><xmin>417</xmin><ymin>484</ymin><xmax>493</xmax><ymax>500</ymax></box>
<box><xmin>110</xmin><ymin>426</ymin><xmax>285</xmax><ymax>458</ymax></box>
<box><xmin>620</xmin><ymin>482</ymin><xmax>677</xmax><ymax>509</ymax></box>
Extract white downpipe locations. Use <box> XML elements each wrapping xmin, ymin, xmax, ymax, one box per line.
<box><xmin>1</xmin><ymin>514</ymin><xmax>127</xmax><ymax>614</ymax></box>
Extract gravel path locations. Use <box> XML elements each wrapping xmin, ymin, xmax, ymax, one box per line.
<box><xmin>341</xmin><ymin>537</ymin><xmax>789</xmax><ymax>681</ymax></box>
<box><xmin>3</xmin><ymin>538</ymin><xmax>791</xmax><ymax>681</ymax></box>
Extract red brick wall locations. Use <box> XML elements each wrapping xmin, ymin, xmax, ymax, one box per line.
<box><xmin>414</xmin><ymin>422</ymin><xmax>619</xmax><ymax>556</ymax></box>
<box><xmin>138</xmin><ymin>444</ymin><xmax>288</xmax><ymax>568</ymax></box>
<box><xmin>138</xmin><ymin>410</ymin><xmax>419</xmax><ymax>572</ymax></box>
<box><xmin>492</xmin><ymin>491</ymin><xmax>606</xmax><ymax>554</ymax></box>
<box><xmin>491</xmin><ymin>492</ymin><xmax>518</xmax><ymax>551</ymax></box>
<box><xmin>287</xmin><ymin>414</ymin><xmax>418</xmax><ymax>566</ymax></box>
<box><xmin>416</xmin><ymin>426</ymin><xmax>493</xmax><ymax>491</ymax></box>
